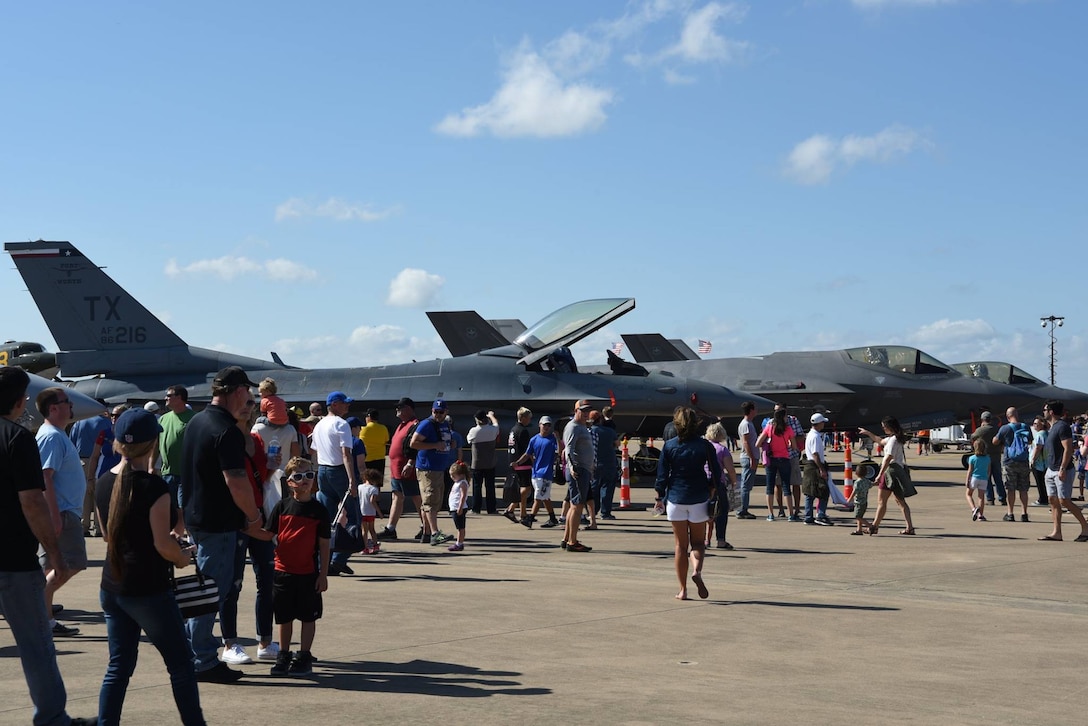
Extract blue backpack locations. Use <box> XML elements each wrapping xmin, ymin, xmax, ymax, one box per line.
<box><xmin>1005</xmin><ymin>423</ymin><xmax>1030</xmax><ymax>463</ymax></box>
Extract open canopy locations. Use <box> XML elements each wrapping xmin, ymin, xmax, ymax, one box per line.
<box><xmin>514</xmin><ymin>298</ymin><xmax>636</xmax><ymax>369</ymax></box>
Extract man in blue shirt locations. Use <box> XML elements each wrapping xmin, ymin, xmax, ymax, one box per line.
<box><xmin>589</xmin><ymin>411</ymin><xmax>619</xmax><ymax>520</ymax></box>
<box><xmin>410</xmin><ymin>398</ymin><xmax>455</xmax><ymax>546</ymax></box>
<box><xmin>35</xmin><ymin>387</ymin><xmax>88</xmax><ymax>637</ymax></box>
<box><xmin>514</xmin><ymin>416</ymin><xmax>560</xmax><ymax>528</ymax></box>
<box><xmin>68</xmin><ymin>405</ymin><xmax>110</xmax><ymax>536</ymax></box>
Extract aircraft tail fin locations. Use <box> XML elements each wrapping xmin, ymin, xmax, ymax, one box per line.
<box><xmin>426</xmin><ymin>311</ymin><xmax>512</xmax><ymax>356</ymax></box>
<box><xmin>621</xmin><ymin>334</ymin><xmax>696</xmax><ymax>363</ymax></box>
<box><xmin>668</xmin><ymin>338</ymin><xmax>701</xmax><ymax>360</ymax></box>
<box><xmin>488</xmin><ymin>318</ymin><xmax>527</xmax><ymax>342</ymax></box>
<box><xmin>6</xmin><ymin>241</ymin><xmax>187</xmax><ymax>352</ymax></box>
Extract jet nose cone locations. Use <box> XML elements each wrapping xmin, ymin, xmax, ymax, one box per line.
<box><xmin>686</xmin><ymin>379</ymin><xmax>774</xmax><ymax>418</ymax></box>
<box><xmin>20</xmin><ymin>376</ymin><xmax>105</xmax><ymax>431</ymax></box>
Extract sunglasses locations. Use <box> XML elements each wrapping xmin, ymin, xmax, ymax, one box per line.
<box><xmin>287</xmin><ymin>472</ymin><xmax>316</xmax><ymax>482</ymax></box>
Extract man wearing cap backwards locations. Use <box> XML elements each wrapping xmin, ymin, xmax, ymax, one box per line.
<box><xmin>181</xmin><ymin>365</ymin><xmax>265</xmax><ymax>684</ymax></box>
<box><xmin>410</xmin><ymin>398</ymin><xmax>456</xmax><ymax>545</ymax></box>
<box><xmin>972</xmin><ymin>411</ymin><xmax>1007</xmax><ymax>507</ymax></box>
<box><xmin>361</xmin><ymin>408</ymin><xmax>390</xmax><ymax>478</ymax></box>
<box><xmin>803</xmin><ymin>413</ymin><xmax>834</xmax><ymax>526</ymax></box>
<box><xmin>562</xmin><ymin>400</ymin><xmax>597</xmax><ymax>552</ymax></box>
<box><xmin>377</xmin><ymin>397</ymin><xmax>424</xmax><ymax>541</ymax></box>
<box><xmin>0</xmin><ymin>368</ymin><xmax>97</xmax><ymax>726</ymax></box>
<box><xmin>311</xmin><ymin>391</ymin><xmax>360</xmax><ymax>575</ymax></box>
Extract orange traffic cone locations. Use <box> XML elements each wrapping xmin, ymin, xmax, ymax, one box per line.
<box><xmin>843</xmin><ymin>437</ymin><xmax>854</xmax><ymax>500</ymax></box>
<box><xmin>619</xmin><ymin>441</ymin><xmax>632</xmax><ymax>509</ymax></box>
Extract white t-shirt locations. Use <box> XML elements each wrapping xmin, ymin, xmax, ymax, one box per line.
<box><xmin>804</xmin><ymin>429</ymin><xmax>826</xmax><ymax>464</ymax></box>
<box><xmin>252</xmin><ymin>422</ymin><xmax>298</xmax><ymax>470</ymax></box>
<box><xmin>883</xmin><ymin>436</ymin><xmax>906</xmax><ymax>465</ymax></box>
<box><xmin>312</xmin><ymin>415</ymin><xmax>353</xmax><ymax>466</ymax></box>
<box><xmin>448</xmin><ymin>478</ymin><xmax>469</xmax><ymax>512</ymax></box>
<box><xmin>359</xmin><ymin>483</ymin><xmax>380</xmax><ymax>517</ymax></box>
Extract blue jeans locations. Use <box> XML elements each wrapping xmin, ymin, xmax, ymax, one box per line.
<box><xmin>803</xmin><ymin>495</ymin><xmax>828</xmax><ymax>520</ymax></box>
<box><xmin>220</xmin><ymin>533</ymin><xmax>275</xmax><ymax>642</ymax></box>
<box><xmin>163</xmin><ymin>473</ymin><xmax>182</xmax><ymax>508</ymax></box>
<box><xmin>595</xmin><ymin>469</ymin><xmax>618</xmax><ymax>515</ymax></box>
<box><xmin>185</xmin><ymin>529</ymin><xmax>236</xmax><ymax>672</ymax></box>
<box><xmin>739</xmin><ymin>455</ymin><xmax>756</xmax><ymax>513</ymax></box>
<box><xmin>99</xmin><ymin>588</ymin><xmax>206</xmax><ymax>726</ymax></box>
<box><xmin>987</xmin><ymin>466</ymin><xmax>1007</xmax><ymax>503</ymax></box>
<box><xmin>713</xmin><ymin>481</ymin><xmax>729</xmax><ymax>542</ymax></box>
<box><xmin>0</xmin><ymin>569</ymin><xmax>69</xmax><ymax>726</ymax></box>
<box><xmin>318</xmin><ymin>464</ymin><xmax>357</xmax><ymax>567</ymax></box>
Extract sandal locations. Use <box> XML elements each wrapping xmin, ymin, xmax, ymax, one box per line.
<box><xmin>850</xmin><ymin>530</ymin><xmax>864</xmax><ymax>536</ymax></box>
<box><xmin>900</xmin><ymin>528</ymin><xmax>916</xmax><ymax>535</ymax></box>
<box><xmin>865</xmin><ymin>524</ymin><xmax>879</xmax><ymax>536</ymax></box>
<box><xmin>691</xmin><ymin>573</ymin><xmax>709</xmax><ymax>600</ymax></box>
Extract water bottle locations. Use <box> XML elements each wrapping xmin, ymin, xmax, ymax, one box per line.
<box><xmin>268</xmin><ymin>440</ymin><xmax>281</xmax><ymax>468</ymax></box>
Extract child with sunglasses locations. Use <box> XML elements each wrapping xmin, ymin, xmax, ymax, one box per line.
<box><xmin>263</xmin><ymin>457</ymin><xmax>330</xmax><ymax>677</ymax></box>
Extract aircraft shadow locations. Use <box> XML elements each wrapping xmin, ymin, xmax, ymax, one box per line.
<box><xmin>234</xmin><ymin>657</ymin><xmax>552</xmax><ymax>696</ymax></box>
<box><xmin>930</xmin><ymin>533</ymin><xmax>1027</xmax><ymax>541</ymax></box>
<box><xmin>741</xmin><ymin>547</ymin><xmax>853</xmax><ymax>556</ymax></box>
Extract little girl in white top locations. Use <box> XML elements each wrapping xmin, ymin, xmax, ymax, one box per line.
<box><xmin>447</xmin><ymin>461</ymin><xmax>470</xmax><ymax>552</ymax></box>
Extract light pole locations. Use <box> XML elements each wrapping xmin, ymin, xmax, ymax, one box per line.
<box><xmin>1041</xmin><ymin>315</ymin><xmax>1064</xmax><ymax>385</ymax></box>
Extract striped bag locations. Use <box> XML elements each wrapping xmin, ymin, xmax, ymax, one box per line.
<box><xmin>172</xmin><ymin>565</ymin><xmax>219</xmax><ymax>619</ymax></box>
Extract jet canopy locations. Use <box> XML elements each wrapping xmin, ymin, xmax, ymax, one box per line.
<box><xmin>953</xmin><ymin>362</ymin><xmax>1044</xmax><ymax>386</ymax></box>
<box><xmin>514</xmin><ymin>298</ymin><xmax>635</xmax><ymax>369</ymax></box>
<box><xmin>844</xmin><ymin>346</ymin><xmax>953</xmax><ymax>375</ymax></box>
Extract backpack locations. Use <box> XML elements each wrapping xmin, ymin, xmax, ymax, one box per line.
<box><xmin>400</xmin><ymin>420</ymin><xmax>420</xmax><ymax>462</ymax></box>
<box><xmin>1005</xmin><ymin>423</ymin><xmax>1030</xmax><ymax>462</ymax></box>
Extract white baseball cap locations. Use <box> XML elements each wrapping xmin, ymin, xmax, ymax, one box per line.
<box><xmin>810</xmin><ymin>413</ymin><xmax>829</xmax><ymax>425</ymax></box>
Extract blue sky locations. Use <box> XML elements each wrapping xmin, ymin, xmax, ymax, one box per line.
<box><xmin>3</xmin><ymin>0</ymin><xmax>1087</xmax><ymax>391</ymax></box>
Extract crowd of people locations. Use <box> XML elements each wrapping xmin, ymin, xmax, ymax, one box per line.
<box><xmin>5</xmin><ymin>360</ymin><xmax>1088</xmax><ymax>723</ymax></box>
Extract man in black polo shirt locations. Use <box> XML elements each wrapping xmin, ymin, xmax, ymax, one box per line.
<box><xmin>181</xmin><ymin>365</ymin><xmax>265</xmax><ymax>683</ymax></box>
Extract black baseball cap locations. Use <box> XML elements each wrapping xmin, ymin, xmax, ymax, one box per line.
<box><xmin>214</xmin><ymin>366</ymin><xmax>258</xmax><ymax>389</ymax></box>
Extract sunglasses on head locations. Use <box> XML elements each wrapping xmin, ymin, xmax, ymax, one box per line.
<box><xmin>287</xmin><ymin>471</ymin><xmax>316</xmax><ymax>482</ymax></box>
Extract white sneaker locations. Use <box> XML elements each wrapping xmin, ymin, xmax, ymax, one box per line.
<box><xmin>257</xmin><ymin>641</ymin><xmax>280</xmax><ymax>660</ymax></box>
<box><xmin>220</xmin><ymin>643</ymin><xmax>253</xmax><ymax>665</ymax></box>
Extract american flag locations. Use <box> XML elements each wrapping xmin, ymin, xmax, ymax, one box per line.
<box><xmin>697</xmin><ymin>339</ymin><xmax>713</xmax><ymax>354</ymax></box>
<box><xmin>610</xmin><ymin>342</ymin><xmax>625</xmax><ymax>355</ymax></box>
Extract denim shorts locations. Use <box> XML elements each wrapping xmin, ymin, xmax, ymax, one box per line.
<box><xmin>390</xmin><ymin>476</ymin><xmax>420</xmax><ymax>498</ymax></box>
<box><xmin>1045</xmin><ymin>468</ymin><xmax>1074</xmax><ymax>500</ymax></box>
<box><xmin>568</xmin><ymin>468</ymin><xmax>591</xmax><ymax>505</ymax></box>
<box><xmin>39</xmin><ymin>510</ymin><xmax>87</xmax><ymax>571</ymax></box>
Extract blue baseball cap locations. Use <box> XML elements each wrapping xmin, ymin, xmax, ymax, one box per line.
<box><xmin>326</xmin><ymin>391</ymin><xmax>353</xmax><ymax>406</ymax></box>
<box><xmin>432</xmin><ymin>398</ymin><xmax>447</xmax><ymax>411</ymax></box>
<box><xmin>346</xmin><ymin>416</ymin><xmax>364</xmax><ymax>428</ymax></box>
<box><xmin>114</xmin><ymin>408</ymin><xmax>163</xmax><ymax>445</ymax></box>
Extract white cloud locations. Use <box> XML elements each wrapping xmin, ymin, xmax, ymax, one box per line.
<box><xmin>272</xmin><ymin>326</ymin><xmax>446</xmax><ymax>368</ymax></box>
<box><xmin>626</xmin><ymin>2</ymin><xmax>751</xmax><ymax>73</ymax></box>
<box><xmin>387</xmin><ymin>268</ymin><xmax>444</xmax><ymax>308</ymax></box>
<box><xmin>435</xmin><ymin>44</ymin><xmax>615</xmax><ymax>138</ymax></box>
<box><xmin>164</xmin><ymin>256</ymin><xmax>318</xmax><ymax>282</ymax></box>
<box><xmin>274</xmin><ymin>197</ymin><xmax>400</xmax><ymax>222</ymax></box>
<box><xmin>783</xmin><ymin>125</ymin><xmax>932</xmax><ymax>184</ymax></box>
<box><xmin>543</xmin><ymin>31</ymin><xmax>611</xmax><ymax>77</ymax></box>
<box><xmin>663</xmin><ymin>69</ymin><xmax>696</xmax><ymax>85</ymax></box>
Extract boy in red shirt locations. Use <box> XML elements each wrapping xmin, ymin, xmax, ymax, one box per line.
<box><xmin>264</xmin><ymin>456</ymin><xmax>330</xmax><ymax>676</ymax></box>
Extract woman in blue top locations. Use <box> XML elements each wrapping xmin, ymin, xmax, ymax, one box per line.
<box><xmin>655</xmin><ymin>406</ymin><xmax>722</xmax><ymax>600</ymax></box>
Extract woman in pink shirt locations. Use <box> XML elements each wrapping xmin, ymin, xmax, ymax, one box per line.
<box><xmin>755</xmin><ymin>409</ymin><xmax>800</xmax><ymax>521</ymax></box>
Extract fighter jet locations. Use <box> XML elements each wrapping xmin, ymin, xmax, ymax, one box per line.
<box><xmin>615</xmin><ymin>334</ymin><xmax>1039</xmax><ymax>432</ymax></box>
<box><xmin>1</xmin><ymin>340</ymin><xmax>58</xmax><ymax>377</ymax></box>
<box><xmin>4</xmin><ymin>241</ymin><xmax>766</xmax><ymax>438</ymax></box>
<box><xmin>952</xmin><ymin>362</ymin><xmax>1088</xmax><ymax>415</ymax></box>
<box><xmin>17</xmin><ymin>371</ymin><xmax>104</xmax><ymax>431</ymax></box>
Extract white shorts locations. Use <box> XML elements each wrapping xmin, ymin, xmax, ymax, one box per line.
<box><xmin>665</xmin><ymin>500</ymin><xmax>709</xmax><ymax>523</ymax></box>
<box><xmin>532</xmin><ymin>477</ymin><xmax>552</xmax><ymax>501</ymax></box>
<box><xmin>968</xmin><ymin>477</ymin><xmax>988</xmax><ymax>491</ymax></box>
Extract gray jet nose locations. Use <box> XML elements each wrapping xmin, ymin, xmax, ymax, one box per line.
<box><xmin>685</xmin><ymin>378</ymin><xmax>775</xmax><ymax>419</ymax></box>
<box><xmin>20</xmin><ymin>375</ymin><xmax>106</xmax><ymax>431</ymax></box>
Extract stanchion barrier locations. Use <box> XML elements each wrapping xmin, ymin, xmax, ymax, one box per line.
<box><xmin>619</xmin><ymin>440</ymin><xmax>632</xmax><ymax>509</ymax></box>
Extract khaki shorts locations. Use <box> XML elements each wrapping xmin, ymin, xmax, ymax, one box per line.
<box><xmin>38</xmin><ymin>510</ymin><xmax>88</xmax><ymax>571</ymax></box>
<box><xmin>418</xmin><ymin>469</ymin><xmax>445</xmax><ymax>513</ymax></box>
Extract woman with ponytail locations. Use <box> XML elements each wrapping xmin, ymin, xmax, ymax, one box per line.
<box><xmin>94</xmin><ymin>408</ymin><xmax>206</xmax><ymax>726</ymax></box>
<box><xmin>857</xmin><ymin>416</ymin><xmax>917</xmax><ymax>535</ymax></box>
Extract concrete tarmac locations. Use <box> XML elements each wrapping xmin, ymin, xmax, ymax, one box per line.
<box><xmin>3</xmin><ymin>450</ymin><xmax>1086</xmax><ymax>725</ymax></box>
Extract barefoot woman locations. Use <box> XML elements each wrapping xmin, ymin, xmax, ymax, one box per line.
<box><xmin>655</xmin><ymin>407</ymin><xmax>722</xmax><ymax>599</ymax></box>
